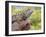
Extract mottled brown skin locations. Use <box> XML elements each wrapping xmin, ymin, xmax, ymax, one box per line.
<box><xmin>12</xmin><ymin>9</ymin><xmax>32</xmax><ymax>31</ymax></box>
<box><xmin>12</xmin><ymin>16</ymin><xmax>32</xmax><ymax>31</ymax></box>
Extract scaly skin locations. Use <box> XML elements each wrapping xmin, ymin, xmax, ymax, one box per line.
<box><xmin>12</xmin><ymin>9</ymin><xmax>33</xmax><ymax>31</ymax></box>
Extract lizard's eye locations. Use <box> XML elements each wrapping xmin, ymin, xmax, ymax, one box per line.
<box><xmin>22</xmin><ymin>16</ymin><xmax>27</xmax><ymax>20</ymax></box>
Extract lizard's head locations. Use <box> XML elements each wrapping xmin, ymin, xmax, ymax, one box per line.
<box><xmin>26</xmin><ymin>10</ymin><xmax>33</xmax><ymax>17</ymax></box>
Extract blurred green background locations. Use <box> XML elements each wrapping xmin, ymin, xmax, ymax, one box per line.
<box><xmin>11</xmin><ymin>6</ymin><xmax>41</xmax><ymax>30</ymax></box>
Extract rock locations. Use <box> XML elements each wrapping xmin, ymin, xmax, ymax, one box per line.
<box><xmin>12</xmin><ymin>22</ymin><xmax>21</xmax><ymax>31</ymax></box>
